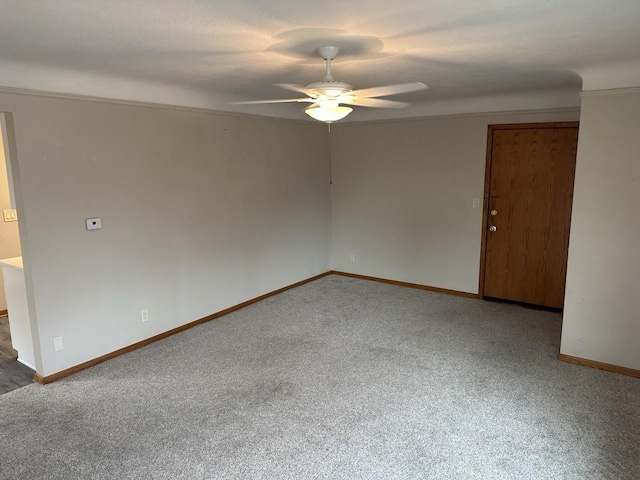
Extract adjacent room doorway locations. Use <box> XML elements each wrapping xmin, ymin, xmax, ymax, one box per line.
<box><xmin>479</xmin><ymin>122</ymin><xmax>579</xmax><ymax>309</ymax></box>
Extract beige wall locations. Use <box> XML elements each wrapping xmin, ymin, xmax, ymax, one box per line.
<box><xmin>561</xmin><ymin>90</ymin><xmax>640</xmax><ymax>370</ymax></box>
<box><xmin>0</xmin><ymin>127</ymin><xmax>22</xmax><ymax>310</ymax></box>
<box><xmin>2</xmin><ymin>93</ymin><xmax>330</xmax><ymax>376</ymax></box>
<box><xmin>330</xmin><ymin>110</ymin><xmax>580</xmax><ymax>293</ymax></box>
<box><xmin>8</xmin><ymin>87</ymin><xmax>635</xmax><ymax>377</ymax></box>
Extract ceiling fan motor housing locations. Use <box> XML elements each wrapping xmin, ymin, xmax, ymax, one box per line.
<box><xmin>305</xmin><ymin>80</ymin><xmax>353</xmax><ymax>98</ymax></box>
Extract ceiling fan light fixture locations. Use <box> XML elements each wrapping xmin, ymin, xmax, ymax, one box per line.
<box><xmin>305</xmin><ymin>105</ymin><xmax>353</xmax><ymax>124</ymax></box>
<box><xmin>324</xmin><ymin>89</ymin><xmax>344</xmax><ymax>97</ymax></box>
<box><xmin>317</xmin><ymin>97</ymin><xmax>339</xmax><ymax>108</ymax></box>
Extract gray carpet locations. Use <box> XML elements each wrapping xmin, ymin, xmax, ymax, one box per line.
<box><xmin>0</xmin><ymin>275</ymin><xmax>638</xmax><ymax>479</ymax></box>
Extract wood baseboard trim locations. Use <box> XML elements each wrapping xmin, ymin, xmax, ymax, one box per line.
<box><xmin>330</xmin><ymin>271</ymin><xmax>479</xmax><ymax>299</ymax></box>
<box><xmin>558</xmin><ymin>353</ymin><xmax>640</xmax><ymax>378</ymax></box>
<box><xmin>0</xmin><ymin>309</ymin><xmax>8</xmax><ymax>317</ymax></box>
<box><xmin>33</xmin><ymin>271</ymin><xmax>332</xmax><ymax>385</ymax></box>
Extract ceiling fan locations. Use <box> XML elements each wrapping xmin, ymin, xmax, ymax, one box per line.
<box><xmin>234</xmin><ymin>46</ymin><xmax>428</xmax><ymax>123</ymax></box>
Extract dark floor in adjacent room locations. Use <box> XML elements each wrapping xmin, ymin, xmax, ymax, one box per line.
<box><xmin>0</xmin><ymin>316</ymin><xmax>34</xmax><ymax>395</ymax></box>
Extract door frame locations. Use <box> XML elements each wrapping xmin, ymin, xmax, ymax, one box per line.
<box><xmin>0</xmin><ymin>112</ymin><xmax>42</xmax><ymax>373</ymax></box>
<box><xmin>477</xmin><ymin>121</ymin><xmax>580</xmax><ymax>299</ymax></box>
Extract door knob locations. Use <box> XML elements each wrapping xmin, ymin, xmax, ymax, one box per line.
<box><xmin>489</xmin><ymin>225</ymin><xmax>497</xmax><ymax>232</ymax></box>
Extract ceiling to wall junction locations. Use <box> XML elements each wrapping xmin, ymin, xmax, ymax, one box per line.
<box><xmin>0</xmin><ymin>0</ymin><xmax>639</xmax><ymax>121</ymax></box>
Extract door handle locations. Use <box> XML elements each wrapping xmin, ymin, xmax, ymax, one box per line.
<box><xmin>489</xmin><ymin>225</ymin><xmax>497</xmax><ymax>232</ymax></box>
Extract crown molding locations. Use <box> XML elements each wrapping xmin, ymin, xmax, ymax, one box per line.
<box><xmin>0</xmin><ymin>84</ymin><xmax>582</xmax><ymax>126</ymax></box>
<box><xmin>580</xmin><ymin>87</ymin><xmax>640</xmax><ymax>97</ymax></box>
<box><xmin>0</xmin><ymin>85</ymin><xmax>319</xmax><ymax>126</ymax></box>
<box><xmin>335</xmin><ymin>107</ymin><xmax>581</xmax><ymax>126</ymax></box>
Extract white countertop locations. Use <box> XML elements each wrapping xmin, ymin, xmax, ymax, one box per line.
<box><xmin>0</xmin><ymin>256</ymin><xmax>23</xmax><ymax>271</ymax></box>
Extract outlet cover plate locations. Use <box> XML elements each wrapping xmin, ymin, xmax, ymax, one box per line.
<box><xmin>3</xmin><ymin>209</ymin><xmax>17</xmax><ymax>222</ymax></box>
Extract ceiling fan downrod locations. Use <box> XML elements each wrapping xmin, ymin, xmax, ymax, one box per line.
<box><xmin>318</xmin><ymin>45</ymin><xmax>340</xmax><ymax>82</ymax></box>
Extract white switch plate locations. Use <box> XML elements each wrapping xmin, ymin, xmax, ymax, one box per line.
<box><xmin>3</xmin><ymin>209</ymin><xmax>17</xmax><ymax>222</ymax></box>
<box><xmin>141</xmin><ymin>309</ymin><xmax>149</xmax><ymax>323</ymax></box>
<box><xmin>472</xmin><ymin>198</ymin><xmax>481</xmax><ymax>208</ymax></box>
<box><xmin>349</xmin><ymin>254</ymin><xmax>356</xmax><ymax>263</ymax></box>
<box><xmin>85</xmin><ymin>217</ymin><xmax>102</xmax><ymax>230</ymax></box>
<box><xmin>53</xmin><ymin>336</ymin><xmax>64</xmax><ymax>352</ymax></box>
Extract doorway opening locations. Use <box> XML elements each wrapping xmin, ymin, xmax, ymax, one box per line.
<box><xmin>0</xmin><ymin>113</ymin><xmax>33</xmax><ymax>394</ymax></box>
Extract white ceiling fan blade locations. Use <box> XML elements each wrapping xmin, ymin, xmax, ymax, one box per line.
<box><xmin>341</xmin><ymin>98</ymin><xmax>409</xmax><ymax>108</ymax></box>
<box><xmin>276</xmin><ymin>83</ymin><xmax>312</xmax><ymax>95</ymax></box>
<box><xmin>230</xmin><ymin>98</ymin><xmax>314</xmax><ymax>105</ymax></box>
<box><xmin>351</xmin><ymin>82</ymin><xmax>428</xmax><ymax>98</ymax></box>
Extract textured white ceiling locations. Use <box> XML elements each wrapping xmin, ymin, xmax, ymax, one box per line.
<box><xmin>1</xmin><ymin>0</ymin><xmax>639</xmax><ymax>121</ymax></box>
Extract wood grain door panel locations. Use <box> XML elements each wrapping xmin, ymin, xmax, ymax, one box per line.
<box><xmin>483</xmin><ymin>126</ymin><xmax>578</xmax><ymax>308</ymax></box>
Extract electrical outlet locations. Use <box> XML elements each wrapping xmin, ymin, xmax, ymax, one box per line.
<box><xmin>53</xmin><ymin>336</ymin><xmax>64</xmax><ymax>352</ymax></box>
<box><xmin>349</xmin><ymin>254</ymin><xmax>356</xmax><ymax>263</ymax></box>
<box><xmin>141</xmin><ymin>309</ymin><xmax>149</xmax><ymax>323</ymax></box>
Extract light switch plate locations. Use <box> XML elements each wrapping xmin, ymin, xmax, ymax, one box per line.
<box><xmin>3</xmin><ymin>209</ymin><xmax>17</xmax><ymax>222</ymax></box>
<box><xmin>85</xmin><ymin>217</ymin><xmax>102</xmax><ymax>230</ymax></box>
<box><xmin>53</xmin><ymin>336</ymin><xmax>64</xmax><ymax>352</ymax></box>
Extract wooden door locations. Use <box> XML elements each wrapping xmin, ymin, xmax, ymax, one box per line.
<box><xmin>481</xmin><ymin>123</ymin><xmax>579</xmax><ymax>308</ymax></box>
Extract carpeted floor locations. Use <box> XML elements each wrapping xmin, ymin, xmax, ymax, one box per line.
<box><xmin>0</xmin><ymin>275</ymin><xmax>638</xmax><ymax>479</ymax></box>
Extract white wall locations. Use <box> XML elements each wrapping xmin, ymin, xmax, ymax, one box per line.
<box><xmin>331</xmin><ymin>110</ymin><xmax>580</xmax><ymax>294</ymax></box>
<box><xmin>0</xmin><ymin>127</ymin><xmax>22</xmax><ymax>310</ymax></box>
<box><xmin>561</xmin><ymin>90</ymin><xmax>640</xmax><ymax>370</ymax></box>
<box><xmin>2</xmin><ymin>92</ymin><xmax>330</xmax><ymax>376</ymax></box>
